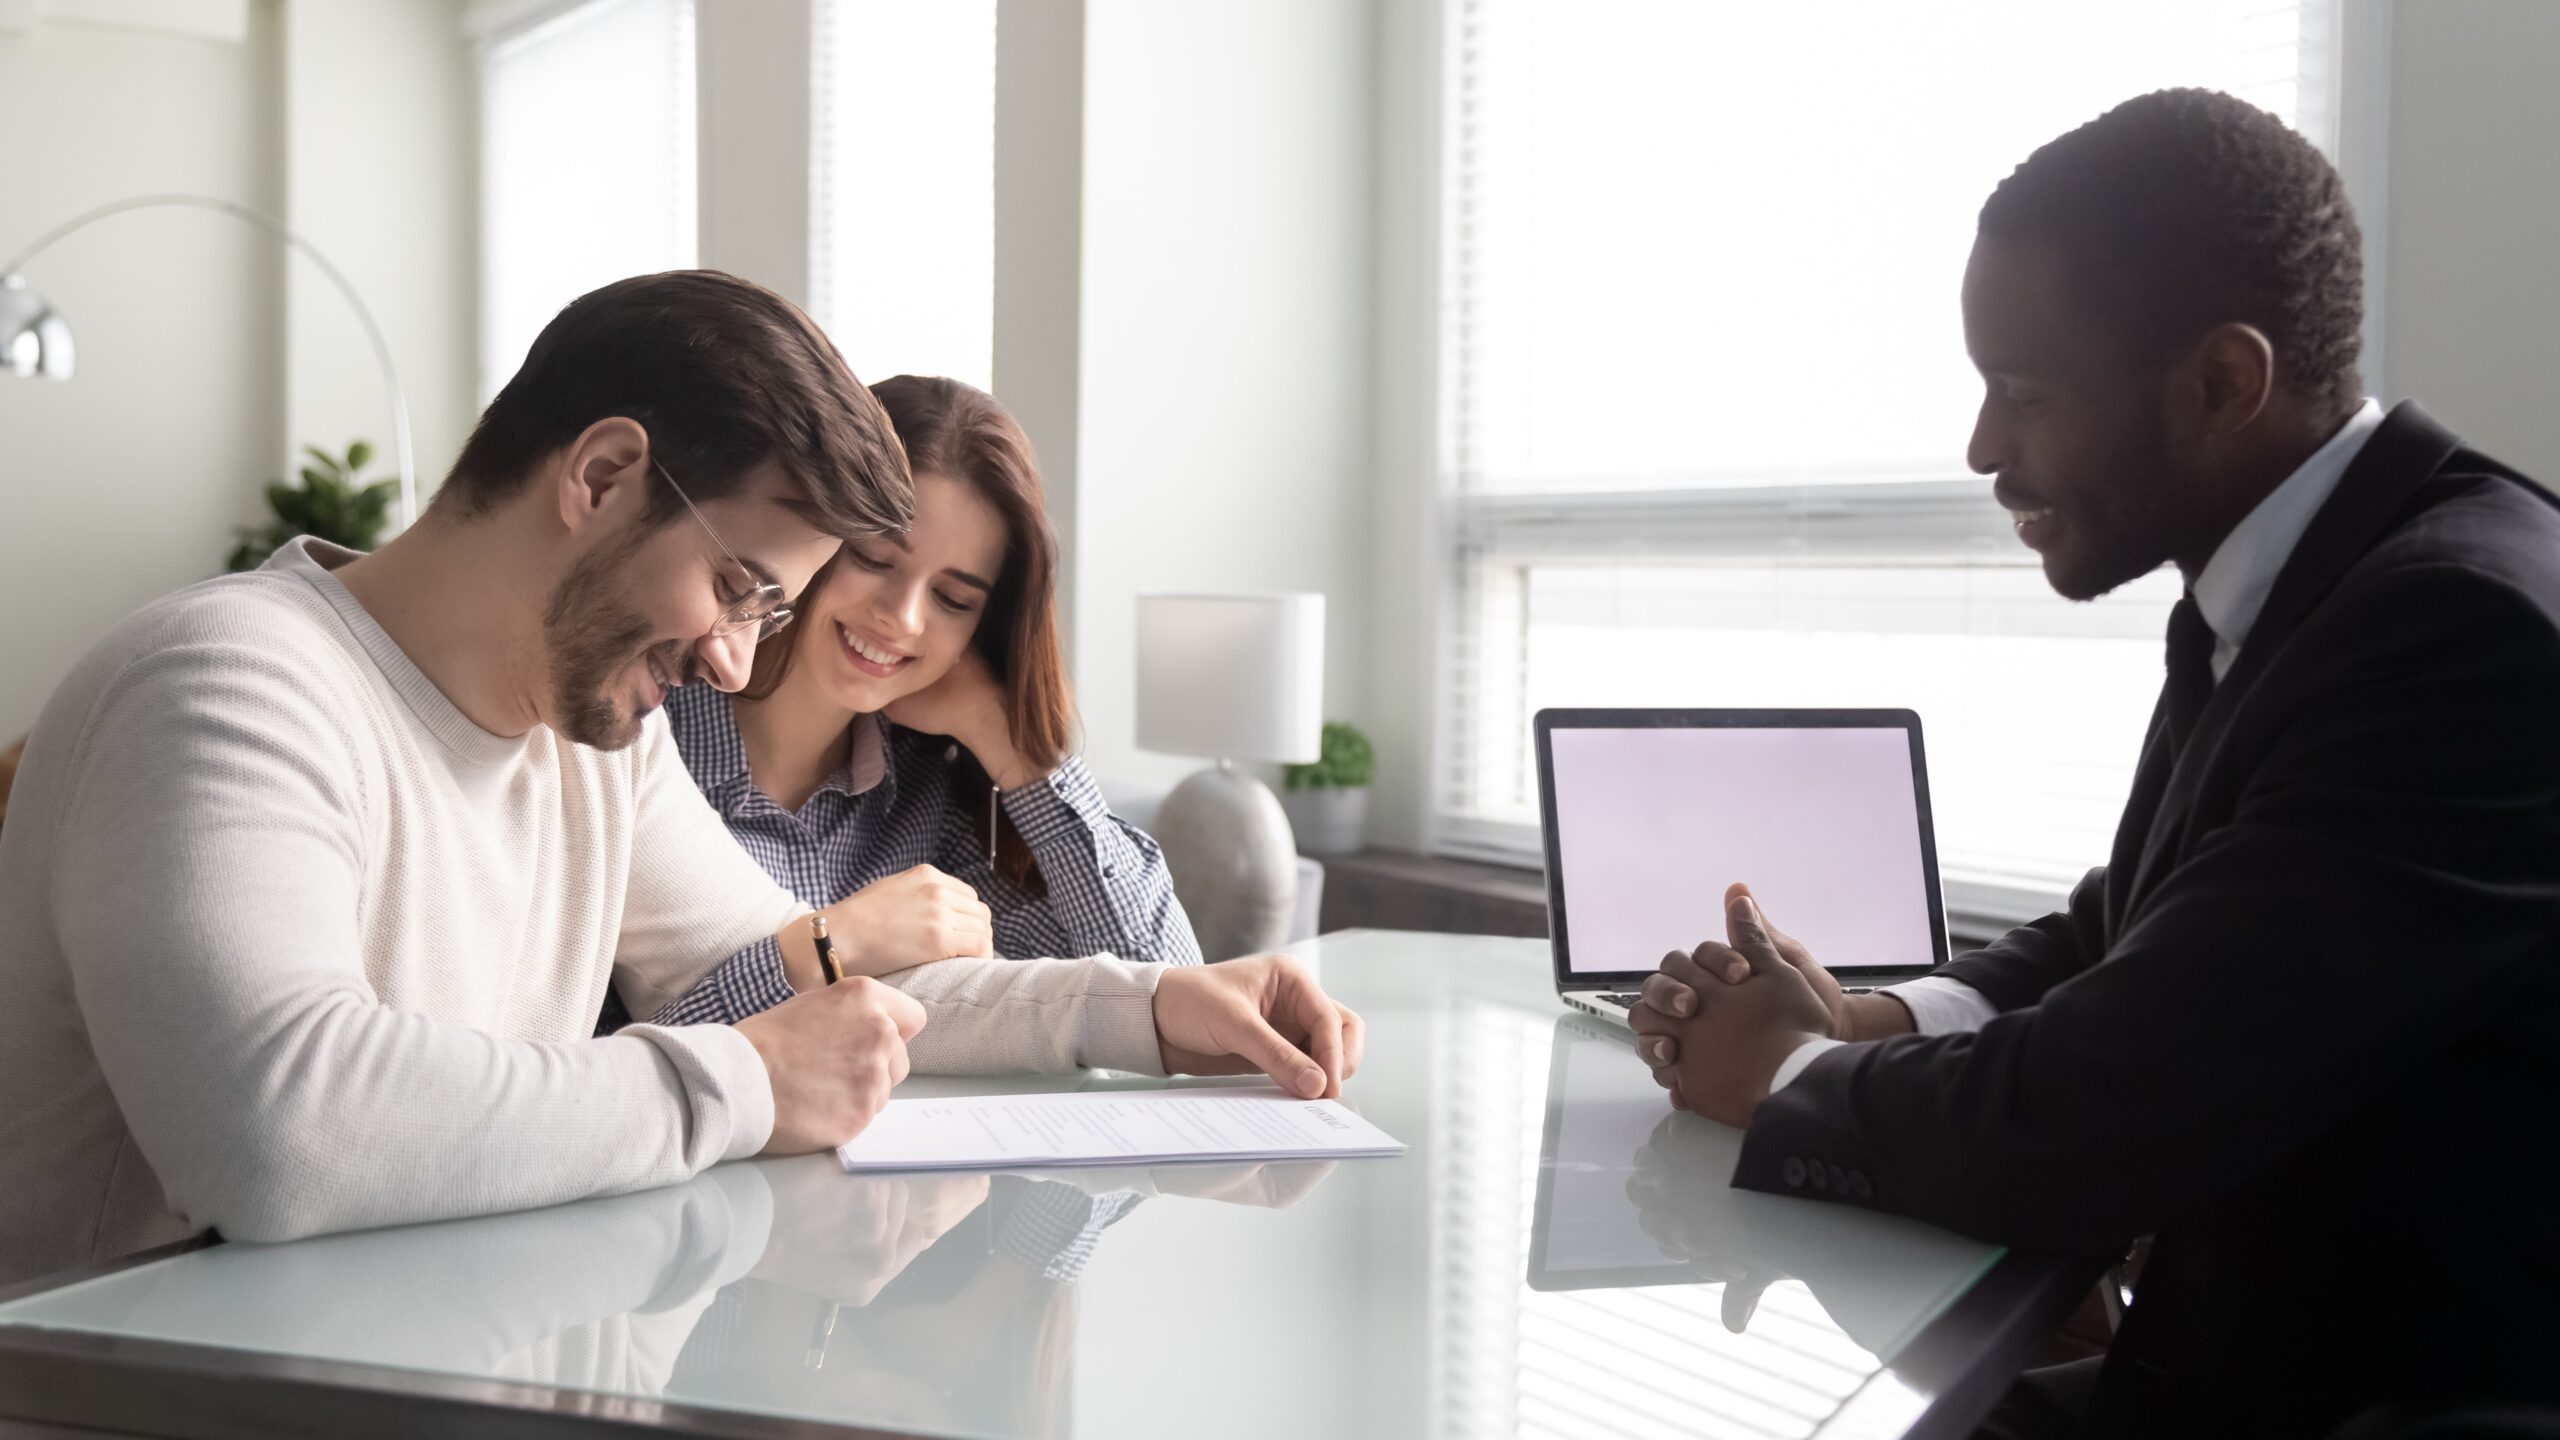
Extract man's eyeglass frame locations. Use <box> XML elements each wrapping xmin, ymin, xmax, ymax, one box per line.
<box><xmin>651</xmin><ymin>458</ymin><xmax>795</xmax><ymax>642</ymax></box>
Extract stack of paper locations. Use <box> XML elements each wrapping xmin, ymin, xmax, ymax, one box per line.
<box><xmin>836</xmin><ymin>1086</ymin><xmax>1407</xmax><ymax>1173</ymax></box>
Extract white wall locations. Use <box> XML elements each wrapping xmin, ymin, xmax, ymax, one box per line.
<box><xmin>2383</xmin><ymin>0</ymin><xmax>2560</xmax><ymax>481</ymax></box>
<box><xmin>0</xmin><ymin>0</ymin><xmax>474</xmax><ymax>745</ymax></box>
<box><xmin>1359</xmin><ymin>0</ymin><xmax>1439</xmax><ymax>850</ymax></box>
<box><xmin>696</xmin><ymin>0</ymin><xmax>811</xmax><ymax>307</ymax></box>
<box><xmin>282</xmin><ymin>0</ymin><xmax>478</xmax><ymax>516</ymax></box>
<box><xmin>1068</xmin><ymin>0</ymin><xmax>1378</xmax><ymax>793</ymax></box>
<box><xmin>991</xmin><ymin>0</ymin><xmax>1087</xmax><ymax>674</ymax></box>
<box><xmin>0</xmin><ymin>6</ymin><xmax>285</xmax><ymax>742</ymax></box>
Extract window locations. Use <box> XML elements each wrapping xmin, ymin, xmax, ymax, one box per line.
<box><xmin>809</xmin><ymin>0</ymin><xmax>996</xmax><ymax>390</ymax></box>
<box><xmin>477</xmin><ymin>0</ymin><xmax>698</xmax><ymax>401</ymax></box>
<box><xmin>1437</xmin><ymin>0</ymin><xmax>2347</xmax><ymax>924</ymax></box>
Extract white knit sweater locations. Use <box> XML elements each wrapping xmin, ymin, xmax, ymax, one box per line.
<box><xmin>0</xmin><ymin>539</ymin><xmax>1166</xmax><ymax>1286</ymax></box>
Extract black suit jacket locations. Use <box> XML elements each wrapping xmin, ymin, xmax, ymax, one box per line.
<box><xmin>1737</xmin><ymin>403</ymin><xmax>2560</xmax><ymax>1435</ymax></box>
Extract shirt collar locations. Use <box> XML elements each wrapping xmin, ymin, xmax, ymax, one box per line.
<box><xmin>2188</xmin><ymin>398</ymin><xmax>2386</xmax><ymax>658</ymax></box>
<box><xmin>266</xmin><ymin>536</ymin><xmax>529</xmax><ymax>768</ymax></box>
<box><xmin>665</xmin><ymin>685</ymin><xmax>891</xmax><ymax>807</ymax></box>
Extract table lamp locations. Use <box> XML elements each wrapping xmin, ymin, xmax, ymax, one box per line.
<box><xmin>1137</xmin><ymin>593</ymin><xmax>1325</xmax><ymax>961</ymax></box>
<box><xmin>2</xmin><ymin>193</ymin><xmax>419</xmax><ymax>529</ymax></box>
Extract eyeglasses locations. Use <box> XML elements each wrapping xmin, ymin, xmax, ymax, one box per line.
<box><xmin>652</xmin><ymin>459</ymin><xmax>795</xmax><ymax>641</ymax></box>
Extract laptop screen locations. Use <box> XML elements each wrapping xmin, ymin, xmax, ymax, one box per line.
<box><xmin>1543</xmin><ymin>717</ymin><xmax>1944</xmax><ymax>979</ymax></box>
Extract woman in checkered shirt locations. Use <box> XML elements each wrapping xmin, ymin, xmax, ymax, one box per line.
<box><xmin>635</xmin><ymin>376</ymin><xmax>1203</xmax><ymax>1031</ymax></box>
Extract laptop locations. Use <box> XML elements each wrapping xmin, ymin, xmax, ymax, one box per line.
<box><xmin>1533</xmin><ymin>708</ymin><xmax>1951</xmax><ymax>1027</ymax></box>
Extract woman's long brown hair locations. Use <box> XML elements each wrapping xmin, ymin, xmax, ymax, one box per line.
<box><xmin>742</xmin><ymin>376</ymin><xmax>1074</xmax><ymax>890</ymax></box>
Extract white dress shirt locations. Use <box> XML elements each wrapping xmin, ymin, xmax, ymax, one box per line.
<box><xmin>1765</xmin><ymin>399</ymin><xmax>2389</xmax><ymax>1095</ymax></box>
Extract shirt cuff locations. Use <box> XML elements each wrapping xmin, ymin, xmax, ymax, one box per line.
<box><xmin>622</xmin><ymin>1021</ymin><xmax>776</xmax><ymax>1163</ymax></box>
<box><xmin>1076</xmin><ymin>955</ymin><xmax>1171</xmax><ymax>1075</ymax></box>
<box><xmin>652</xmin><ymin>933</ymin><xmax>797</xmax><ymax>1027</ymax></box>
<box><xmin>1884</xmin><ymin>975</ymin><xmax>2000</xmax><ymax>1035</ymax></box>
<box><xmin>999</xmin><ymin>754</ymin><xmax>1113</xmax><ymax>848</ymax></box>
<box><xmin>1768</xmin><ymin>1037</ymin><xmax>1848</xmax><ymax>1094</ymax></box>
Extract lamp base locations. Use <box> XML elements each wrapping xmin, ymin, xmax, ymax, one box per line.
<box><xmin>1153</xmin><ymin>761</ymin><xmax>1299</xmax><ymax>962</ymax></box>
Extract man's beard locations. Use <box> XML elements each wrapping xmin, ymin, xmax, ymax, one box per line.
<box><xmin>2048</xmin><ymin>407</ymin><xmax>2185</xmax><ymax>603</ymax></box>
<box><xmin>542</xmin><ymin>532</ymin><xmax>672</xmax><ymax>750</ymax></box>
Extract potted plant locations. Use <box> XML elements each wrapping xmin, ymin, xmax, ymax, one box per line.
<box><xmin>226</xmin><ymin>440</ymin><xmax>398</xmax><ymax>572</ymax></box>
<box><xmin>1281</xmin><ymin>720</ymin><xmax>1373</xmax><ymax>857</ymax></box>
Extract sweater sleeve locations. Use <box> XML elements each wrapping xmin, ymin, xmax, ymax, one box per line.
<box><xmin>884</xmin><ymin>955</ymin><xmax>1171</xmax><ymax>1076</ymax></box>
<box><xmin>49</xmin><ymin>644</ymin><xmax>773</xmax><ymax>1246</ymax></box>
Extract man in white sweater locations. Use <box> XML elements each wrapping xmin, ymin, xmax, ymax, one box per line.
<box><xmin>0</xmin><ymin>271</ymin><xmax>1363</xmax><ymax>1287</ymax></box>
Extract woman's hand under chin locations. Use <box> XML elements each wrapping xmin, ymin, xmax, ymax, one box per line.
<box><xmin>883</xmin><ymin>650</ymin><xmax>1032</xmax><ymax>787</ymax></box>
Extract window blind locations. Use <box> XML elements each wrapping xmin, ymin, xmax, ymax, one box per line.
<box><xmin>477</xmin><ymin>0</ymin><xmax>697</xmax><ymax>402</ymax></box>
<box><xmin>1437</xmin><ymin>0</ymin><xmax>2343</xmax><ymax>925</ymax></box>
<box><xmin>809</xmin><ymin>0</ymin><xmax>996</xmax><ymax>391</ymax></box>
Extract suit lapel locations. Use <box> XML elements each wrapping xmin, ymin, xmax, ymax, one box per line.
<box><xmin>2115</xmin><ymin>402</ymin><xmax>2465</xmax><ymax>923</ymax></box>
<box><xmin>2107</xmin><ymin>699</ymin><xmax>2181</xmax><ymax>939</ymax></box>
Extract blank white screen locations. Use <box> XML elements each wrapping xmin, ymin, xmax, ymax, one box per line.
<box><xmin>1550</xmin><ymin>726</ymin><xmax>1939</xmax><ymax>976</ymax></box>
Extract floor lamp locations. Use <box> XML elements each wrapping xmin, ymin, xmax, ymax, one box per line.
<box><xmin>0</xmin><ymin>193</ymin><xmax>418</xmax><ymax>530</ymax></box>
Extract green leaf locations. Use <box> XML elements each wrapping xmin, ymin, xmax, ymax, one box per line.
<box><xmin>301</xmin><ymin>445</ymin><xmax>342</xmax><ymax>477</ymax></box>
<box><xmin>266</xmin><ymin>483</ymin><xmax>311</xmax><ymax>530</ymax></box>
<box><xmin>1282</xmin><ymin>721</ymin><xmax>1375</xmax><ymax>790</ymax></box>
<box><xmin>345</xmin><ymin>439</ymin><xmax>374</xmax><ymax>473</ymax></box>
<box><xmin>315</xmin><ymin>487</ymin><xmax>352</xmax><ymax>538</ymax></box>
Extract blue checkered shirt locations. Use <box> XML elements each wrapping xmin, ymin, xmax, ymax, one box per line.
<box><xmin>603</xmin><ymin>685</ymin><xmax>1200</xmax><ymax>1032</ymax></box>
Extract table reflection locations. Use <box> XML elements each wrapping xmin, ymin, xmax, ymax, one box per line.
<box><xmin>1501</xmin><ymin>1014</ymin><xmax>1998</xmax><ymax>1435</ymax></box>
<box><xmin>2</xmin><ymin>1154</ymin><xmax>1337</xmax><ymax>1437</ymax></box>
<box><xmin>1</xmin><ymin>1164</ymin><xmax>775</xmax><ymax>1397</ymax></box>
<box><xmin>666</xmin><ymin>1162</ymin><xmax>1316</xmax><ymax>1436</ymax></box>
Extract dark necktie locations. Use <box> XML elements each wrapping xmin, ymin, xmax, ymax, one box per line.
<box><xmin>2163</xmin><ymin>593</ymin><xmax>2218</xmax><ymax>749</ymax></box>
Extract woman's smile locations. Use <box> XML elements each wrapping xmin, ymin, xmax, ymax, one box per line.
<box><xmin>835</xmin><ymin>621</ymin><xmax>914</xmax><ymax>679</ymax></box>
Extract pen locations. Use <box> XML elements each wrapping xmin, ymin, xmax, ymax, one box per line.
<box><xmin>811</xmin><ymin>913</ymin><xmax>841</xmax><ymax>986</ymax></box>
<box><xmin>805</xmin><ymin>1299</ymin><xmax>841</xmax><ymax>1369</ymax></box>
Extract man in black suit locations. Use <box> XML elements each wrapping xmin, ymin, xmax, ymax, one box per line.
<box><xmin>1628</xmin><ymin>88</ymin><xmax>2560</xmax><ymax>1436</ymax></box>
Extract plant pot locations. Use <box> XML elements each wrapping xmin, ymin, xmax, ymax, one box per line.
<box><xmin>1283</xmin><ymin>785</ymin><xmax>1369</xmax><ymax>857</ymax></box>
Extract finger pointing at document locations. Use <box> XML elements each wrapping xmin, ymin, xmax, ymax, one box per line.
<box><xmin>1153</xmin><ymin>954</ymin><xmax>1367</xmax><ymax>1099</ymax></box>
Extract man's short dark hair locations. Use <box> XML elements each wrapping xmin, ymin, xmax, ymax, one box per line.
<box><xmin>439</xmin><ymin>270</ymin><xmax>912</xmax><ymax>539</ymax></box>
<box><xmin>1980</xmin><ymin>88</ymin><xmax>2365</xmax><ymax>416</ymax></box>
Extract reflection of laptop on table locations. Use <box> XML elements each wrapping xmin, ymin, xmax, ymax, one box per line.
<box><xmin>1533</xmin><ymin>708</ymin><xmax>1952</xmax><ymax>1029</ymax></box>
<box><xmin>1526</xmin><ymin>1014</ymin><xmax>2000</xmax><ymax>1362</ymax></box>
<box><xmin>1527</xmin><ymin>1012</ymin><xmax>1702</xmax><ymax>1291</ymax></box>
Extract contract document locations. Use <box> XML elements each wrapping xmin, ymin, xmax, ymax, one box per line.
<box><xmin>836</xmin><ymin>1086</ymin><xmax>1407</xmax><ymax>1173</ymax></box>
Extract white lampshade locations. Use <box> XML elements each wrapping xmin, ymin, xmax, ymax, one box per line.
<box><xmin>1136</xmin><ymin>593</ymin><xmax>1325</xmax><ymax>764</ymax></box>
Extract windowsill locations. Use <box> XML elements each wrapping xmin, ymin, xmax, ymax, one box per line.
<box><xmin>1330</xmin><ymin>845</ymin><xmax>2027</xmax><ymax>951</ymax></box>
<box><xmin>1314</xmin><ymin>848</ymin><xmax>1551</xmax><ymax>939</ymax></box>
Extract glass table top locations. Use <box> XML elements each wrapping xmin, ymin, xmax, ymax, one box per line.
<box><xmin>0</xmin><ymin>931</ymin><xmax>2006</xmax><ymax>1440</ymax></box>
